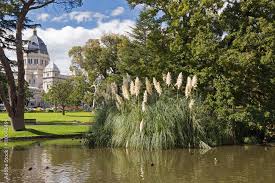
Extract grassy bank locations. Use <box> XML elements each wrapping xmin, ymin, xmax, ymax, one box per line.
<box><xmin>0</xmin><ymin>125</ymin><xmax>89</xmax><ymax>140</ymax></box>
<box><xmin>0</xmin><ymin>139</ymin><xmax>83</xmax><ymax>149</ymax></box>
<box><xmin>0</xmin><ymin>112</ymin><xmax>94</xmax><ymax>124</ymax></box>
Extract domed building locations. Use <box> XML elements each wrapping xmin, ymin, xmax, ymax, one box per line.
<box><xmin>24</xmin><ymin>29</ymin><xmax>70</xmax><ymax>107</ymax></box>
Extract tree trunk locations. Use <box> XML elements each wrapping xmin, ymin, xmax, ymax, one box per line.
<box><xmin>10</xmin><ymin>114</ymin><xmax>25</xmax><ymax>131</ymax></box>
<box><xmin>62</xmin><ymin>106</ymin><xmax>65</xmax><ymax>115</ymax></box>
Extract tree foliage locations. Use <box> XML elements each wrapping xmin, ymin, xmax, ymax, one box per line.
<box><xmin>0</xmin><ymin>0</ymin><xmax>82</xmax><ymax>130</ymax></box>
<box><xmin>71</xmin><ymin>0</ymin><xmax>274</xmax><ymax>142</ymax></box>
<box><xmin>42</xmin><ymin>79</ymin><xmax>74</xmax><ymax>115</ymax></box>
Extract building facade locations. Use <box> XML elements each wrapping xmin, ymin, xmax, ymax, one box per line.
<box><xmin>24</xmin><ymin>29</ymin><xmax>69</xmax><ymax>107</ymax></box>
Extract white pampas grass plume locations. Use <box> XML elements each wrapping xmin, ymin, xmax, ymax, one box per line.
<box><xmin>135</xmin><ymin>77</ymin><xmax>141</xmax><ymax>97</ymax></box>
<box><xmin>175</xmin><ymin>72</ymin><xmax>183</xmax><ymax>90</ymax></box>
<box><xmin>126</xmin><ymin>141</ymin><xmax>129</xmax><ymax>149</ymax></box>
<box><xmin>155</xmin><ymin>82</ymin><xmax>162</xmax><ymax>96</ymax></box>
<box><xmin>191</xmin><ymin>75</ymin><xmax>198</xmax><ymax>89</ymax></box>
<box><xmin>143</xmin><ymin>90</ymin><xmax>148</xmax><ymax>103</ymax></box>
<box><xmin>162</xmin><ymin>73</ymin><xmax>166</xmax><ymax>82</ymax></box>
<box><xmin>116</xmin><ymin>94</ymin><xmax>123</xmax><ymax>105</ymax></box>
<box><xmin>145</xmin><ymin>78</ymin><xmax>153</xmax><ymax>95</ymax></box>
<box><xmin>189</xmin><ymin>99</ymin><xmax>195</xmax><ymax>110</ymax></box>
<box><xmin>130</xmin><ymin>81</ymin><xmax>135</xmax><ymax>96</ymax></box>
<box><xmin>185</xmin><ymin>76</ymin><xmax>192</xmax><ymax>98</ymax></box>
<box><xmin>142</xmin><ymin>101</ymin><xmax>146</xmax><ymax>112</ymax></box>
<box><xmin>153</xmin><ymin>77</ymin><xmax>158</xmax><ymax>88</ymax></box>
<box><xmin>139</xmin><ymin>119</ymin><xmax>145</xmax><ymax>133</ymax></box>
<box><xmin>142</xmin><ymin>91</ymin><xmax>148</xmax><ymax>112</ymax></box>
<box><xmin>166</xmin><ymin>72</ymin><xmax>172</xmax><ymax>86</ymax></box>
<box><xmin>111</xmin><ymin>82</ymin><xmax>118</xmax><ymax>95</ymax></box>
<box><xmin>122</xmin><ymin>84</ymin><xmax>130</xmax><ymax>100</ymax></box>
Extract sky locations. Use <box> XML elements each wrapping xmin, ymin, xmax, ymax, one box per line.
<box><xmin>18</xmin><ymin>0</ymin><xmax>142</xmax><ymax>74</ymax></box>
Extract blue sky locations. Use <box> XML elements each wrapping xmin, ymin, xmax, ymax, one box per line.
<box><xmin>21</xmin><ymin>0</ymin><xmax>142</xmax><ymax>74</ymax></box>
<box><xmin>29</xmin><ymin>0</ymin><xmax>140</xmax><ymax>29</ymax></box>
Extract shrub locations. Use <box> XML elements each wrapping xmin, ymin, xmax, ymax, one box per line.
<box><xmin>85</xmin><ymin>73</ymin><xmax>235</xmax><ymax>150</ymax></box>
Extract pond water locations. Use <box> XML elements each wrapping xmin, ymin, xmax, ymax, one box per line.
<box><xmin>0</xmin><ymin>139</ymin><xmax>275</xmax><ymax>183</ymax></box>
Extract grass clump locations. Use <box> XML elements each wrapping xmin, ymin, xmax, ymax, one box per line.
<box><xmin>85</xmin><ymin>73</ymin><xmax>234</xmax><ymax>150</ymax></box>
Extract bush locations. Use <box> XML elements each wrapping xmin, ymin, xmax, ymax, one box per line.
<box><xmin>243</xmin><ymin>136</ymin><xmax>259</xmax><ymax>144</ymax></box>
<box><xmin>85</xmin><ymin>73</ymin><xmax>235</xmax><ymax>150</ymax></box>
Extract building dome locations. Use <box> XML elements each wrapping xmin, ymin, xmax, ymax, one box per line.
<box><xmin>44</xmin><ymin>61</ymin><xmax>60</xmax><ymax>73</ymax></box>
<box><xmin>26</xmin><ymin>29</ymin><xmax>48</xmax><ymax>55</ymax></box>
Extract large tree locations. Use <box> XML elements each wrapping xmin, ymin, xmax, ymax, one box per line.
<box><xmin>0</xmin><ymin>0</ymin><xmax>82</xmax><ymax>131</ymax></box>
<box><xmin>127</xmin><ymin>0</ymin><xmax>275</xmax><ymax>126</ymax></box>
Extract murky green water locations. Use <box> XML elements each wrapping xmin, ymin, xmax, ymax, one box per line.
<box><xmin>0</xmin><ymin>140</ymin><xmax>275</xmax><ymax>183</ymax></box>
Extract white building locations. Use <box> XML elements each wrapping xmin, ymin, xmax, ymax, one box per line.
<box><xmin>24</xmin><ymin>29</ymin><xmax>69</xmax><ymax>107</ymax></box>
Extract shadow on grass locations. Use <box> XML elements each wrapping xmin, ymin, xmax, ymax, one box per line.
<box><xmin>25</xmin><ymin>128</ymin><xmax>56</xmax><ymax>136</ymax></box>
<box><xmin>66</xmin><ymin>115</ymin><xmax>93</xmax><ymax>118</ymax></box>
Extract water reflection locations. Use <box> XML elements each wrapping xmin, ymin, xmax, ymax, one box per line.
<box><xmin>0</xmin><ymin>141</ymin><xmax>275</xmax><ymax>183</ymax></box>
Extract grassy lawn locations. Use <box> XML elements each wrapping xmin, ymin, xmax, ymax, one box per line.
<box><xmin>0</xmin><ymin>112</ymin><xmax>94</xmax><ymax>123</ymax></box>
<box><xmin>0</xmin><ymin>125</ymin><xmax>89</xmax><ymax>139</ymax></box>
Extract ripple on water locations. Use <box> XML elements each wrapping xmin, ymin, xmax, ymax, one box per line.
<box><xmin>0</xmin><ymin>142</ymin><xmax>275</xmax><ymax>183</ymax></box>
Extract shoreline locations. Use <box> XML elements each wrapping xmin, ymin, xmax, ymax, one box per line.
<box><xmin>0</xmin><ymin>133</ymin><xmax>84</xmax><ymax>142</ymax></box>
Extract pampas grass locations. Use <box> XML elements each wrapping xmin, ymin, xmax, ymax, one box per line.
<box><xmin>143</xmin><ymin>90</ymin><xmax>148</xmax><ymax>103</ymax></box>
<box><xmin>142</xmin><ymin>101</ymin><xmax>146</xmax><ymax>112</ymax></box>
<box><xmin>185</xmin><ymin>76</ymin><xmax>192</xmax><ymax>98</ymax></box>
<box><xmin>145</xmin><ymin>78</ymin><xmax>153</xmax><ymax>95</ymax></box>
<box><xmin>111</xmin><ymin>82</ymin><xmax>118</xmax><ymax>95</ymax></box>
<box><xmin>130</xmin><ymin>81</ymin><xmax>135</xmax><ymax>96</ymax></box>
<box><xmin>155</xmin><ymin>82</ymin><xmax>162</xmax><ymax>96</ymax></box>
<box><xmin>166</xmin><ymin>72</ymin><xmax>172</xmax><ymax>87</ymax></box>
<box><xmin>175</xmin><ymin>72</ymin><xmax>183</xmax><ymax>90</ymax></box>
<box><xmin>85</xmin><ymin>73</ymin><xmax>234</xmax><ymax>150</ymax></box>
<box><xmin>153</xmin><ymin>77</ymin><xmax>157</xmax><ymax>88</ymax></box>
<box><xmin>135</xmin><ymin>77</ymin><xmax>141</xmax><ymax>97</ymax></box>
<box><xmin>191</xmin><ymin>75</ymin><xmax>198</xmax><ymax>89</ymax></box>
<box><xmin>139</xmin><ymin>119</ymin><xmax>145</xmax><ymax>133</ymax></box>
<box><xmin>189</xmin><ymin>99</ymin><xmax>195</xmax><ymax>110</ymax></box>
<box><xmin>116</xmin><ymin>94</ymin><xmax>123</xmax><ymax>106</ymax></box>
<box><xmin>122</xmin><ymin>84</ymin><xmax>130</xmax><ymax>100</ymax></box>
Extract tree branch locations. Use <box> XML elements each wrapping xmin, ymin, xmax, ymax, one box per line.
<box><xmin>29</xmin><ymin>0</ymin><xmax>55</xmax><ymax>10</ymax></box>
<box><xmin>0</xmin><ymin>47</ymin><xmax>17</xmax><ymax>111</ymax></box>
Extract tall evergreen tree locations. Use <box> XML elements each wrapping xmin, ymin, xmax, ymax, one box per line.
<box><xmin>0</xmin><ymin>0</ymin><xmax>82</xmax><ymax>131</ymax></box>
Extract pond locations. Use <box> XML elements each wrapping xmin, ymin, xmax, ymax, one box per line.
<box><xmin>0</xmin><ymin>139</ymin><xmax>275</xmax><ymax>183</ymax></box>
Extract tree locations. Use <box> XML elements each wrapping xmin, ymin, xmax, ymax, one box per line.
<box><xmin>69</xmin><ymin>34</ymin><xmax>126</xmax><ymax>82</ymax></box>
<box><xmin>117</xmin><ymin>10</ymin><xmax>175</xmax><ymax>79</ymax></box>
<box><xmin>43</xmin><ymin>80</ymin><xmax>74</xmax><ymax>115</ymax></box>
<box><xmin>126</xmin><ymin>0</ymin><xmax>275</xmax><ymax>138</ymax></box>
<box><xmin>0</xmin><ymin>0</ymin><xmax>82</xmax><ymax>131</ymax></box>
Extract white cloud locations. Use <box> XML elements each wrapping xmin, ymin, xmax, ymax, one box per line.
<box><xmin>52</xmin><ymin>11</ymin><xmax>108</xmax><ymax>23</ymax></box>
<box><xmin>37</xmin><ymin>13</ymin><xmax>50</xmax><ymax>21</ymax></box>
<box><xmin>111</xmin><ymin>7</ymin><xmax>125</xmax><ymax>16</ymax></box>
<box><xmin>17</xmin><ymin>19</ymin><xmax>135</xmax><ymax>74</ymax></box>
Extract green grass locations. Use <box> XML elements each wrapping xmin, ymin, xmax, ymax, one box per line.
<box><xmin>0</xmin><ymin>125</ymin><xmax>89</xmax><ymax>139</ymax></box>
<box><xmin>0</xmin><ymin>112</ymin><xmax>94</xmax><ymax>124</ymax></box>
